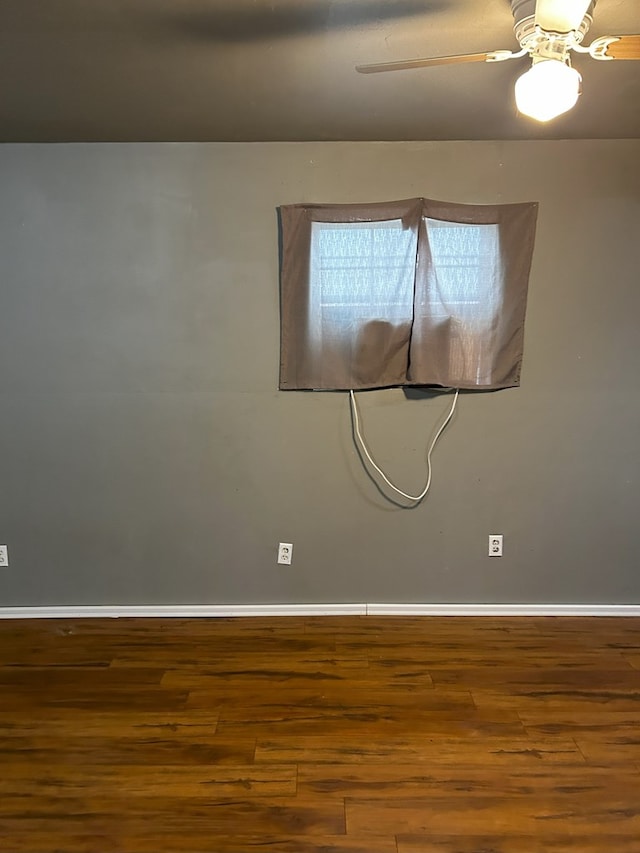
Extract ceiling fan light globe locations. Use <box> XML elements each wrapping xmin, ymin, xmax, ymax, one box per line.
<box><xmin>515</xmin><ymin>60</ymin><xmax>582</xmax><ymax>122</ymax></box>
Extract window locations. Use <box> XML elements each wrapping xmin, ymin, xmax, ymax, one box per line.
<box><xmin>416</xmin><ymin>219</ymin><xmax>502</xmax><ymax>387</ymax></box>
<box><xmin>309</xmin><ymin>219</ymin><xmax>416</xmax><ymax>340</ymax></box>
<box><xmin>279</xmin><ymin>198</ymin><xmax>537</xmax><ymax>391</ymax></box>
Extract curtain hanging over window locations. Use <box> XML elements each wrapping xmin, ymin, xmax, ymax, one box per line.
<box><xmin>278</xmin><ymin>197</ymin><xmax>538</xmax><ymax>391</ymax></box>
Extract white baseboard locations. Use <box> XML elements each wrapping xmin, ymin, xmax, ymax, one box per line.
<box><xmin>366</xmin><ymin>603</ymin><xmax>640</xmax><ymax>617</ymax></box>
<box><xmin>0</xmin><ymin>603</ymin><xmax>639</xmax><ymax>619</ymax></box>
<box><xmin>0</xmin><ymin>604</ymin><xmax>368</xmax><ymax>619</ymax></box>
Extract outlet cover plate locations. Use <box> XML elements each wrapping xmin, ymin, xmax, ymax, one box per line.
<box><xmin>489</xmin><ymin>535</ymin><xmax>503</xmax><ymax>557</ymax></box>
<box><xmin>0</xmin><ymin>545</ymin><xmax>8</xmax><ymax>567</ymax></box>
<box><xmin>277</xmin><ymin>543</ymin><xmax>293</xmax><ymax>565</ymax></box>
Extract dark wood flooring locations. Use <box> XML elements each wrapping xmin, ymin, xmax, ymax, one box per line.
<box><xmin>1</xmin><ymin>615</ymin><xmax>639</xmax><ymax>852</ymax></box>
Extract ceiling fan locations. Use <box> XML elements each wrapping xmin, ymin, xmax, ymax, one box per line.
<box><xmin>356</xmin><ymin>0</ymin><xmax>640</xmax><ymax>121</ymax></box>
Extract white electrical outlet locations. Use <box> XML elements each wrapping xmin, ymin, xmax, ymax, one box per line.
<box><xmin>277</xmin><ymin>543</ymin><xmax>293</xmax><ymax>565</ymax></box>
<box><xmin>0</xmin><ymin>545</ymin><xmax>8</xmax><ymax>567</ymax></box>
<box><xmin>489</xmin><ymin>535</ymin><xmax>503</xmax><ymax>557</ymax></box>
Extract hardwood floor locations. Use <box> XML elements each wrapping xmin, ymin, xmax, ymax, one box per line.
<box><xmin>0</xmin><ymin>615</ymin><xmax>639</xmax><ymax>852</ymax></box>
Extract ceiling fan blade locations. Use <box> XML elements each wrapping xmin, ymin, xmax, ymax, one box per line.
<box><xmin>356</xmin><ymin>52</ymin><xmax>496</xmax><ymax>73</ymax></box>
<box><xmin>603</xmin><ymin>35</ymin><xmax>640</xmax><ymax>59</ymax></box>
<box><xmin>534</xmin><ymin>0</ymin><xmax>591</xmax><ymax>32</ymax></box>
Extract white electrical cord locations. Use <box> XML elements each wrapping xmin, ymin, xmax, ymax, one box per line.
<box><xmin>349</xmin><ymin>388</ymin><xmax>459</xmax><ymax>503</ymax></box>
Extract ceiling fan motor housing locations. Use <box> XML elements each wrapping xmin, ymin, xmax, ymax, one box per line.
<box><xmin>511</xmin><ymin>0</ymin><xmax>594</xmax><ymax>49</ymax></box>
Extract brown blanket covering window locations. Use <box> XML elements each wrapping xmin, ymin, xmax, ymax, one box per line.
<box><xmin>279</xmin><ymin>198</ymin><xmax>538</xmax><ymax>391</ymax></box>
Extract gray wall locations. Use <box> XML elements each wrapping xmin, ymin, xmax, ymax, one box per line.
<box><xmin>0</xmin><ymin>140</ymin><xmax>638</xmax><ymax>606</ymax></box>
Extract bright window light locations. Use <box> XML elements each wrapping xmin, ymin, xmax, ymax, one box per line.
<box><xmin>515</xmin><ymin>60</ymin><xmax>582</xmax><ymax>122</ymax></box>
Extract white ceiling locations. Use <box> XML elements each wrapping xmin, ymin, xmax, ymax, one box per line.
<box><xmin>0</xmin><ymin>0</ymin><xmax>638</xmax><ymax>142</ymax></box>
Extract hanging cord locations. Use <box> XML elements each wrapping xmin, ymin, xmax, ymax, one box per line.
<box><xmin>349</xmin><ymin>388</ymin><xmax>459</xmax><ymax>503</ymax></box>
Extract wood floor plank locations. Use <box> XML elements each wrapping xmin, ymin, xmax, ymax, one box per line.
<box><xmin>473</xmin><ymin>687</ymin><xmax>640</xmax><ymax>712</ymax></box>
<box><xmin>109</xmin><ymin>645</ymin><xmax>348</xmax><ymax>666</ymax></box>
<box><xmin>346</xmin><ymin>794</ymin><xmax>640</xmax><ymax>835</ymax></box>
<box><xmin>176</xmin><ymin>836</ymin><xmax>395</xmax><ymax>853</ymax></box>
<box><xmin>298</xmin><ymin>763</ymin><xmax>632</xmax><ymax>798</ymax></box>
<box><xmin>0</xmin><ymin>686</ymin><xmax>190</xmax><ymax>711</ymax></box>
<box><xmin>0</xmin><ymin>708</ymin><xmax>219</xmax><ymax>737</ymax></box>
<box><xmin>0</xmin><ymin>734</ymin><xmax>254</xmax><ymax>765</ymax></box>
<box><xmin>200</xmin><ymin>686</ymin><xmax>475</xmax><ymax>716</ymax></box>
<box><xmin>0</xmin><ymin>833</ymin><xmax>393</xmax><ymax>853</ymax></box>
<box><xmin>186</xmin><ymin>686</ymin><xmax>439</xmax><ymax>708</ymax></box>
<box><xmin>574</xmin><ymin>737</ymin><xmax>640</xmax><ymax>764</ymax></box>
<box><xmin>162</xmin><ymin>660</ymin><xmax>433</xmax><ymax>689</ymax></box>
<box><xmin>159</xmin><ymin>653</ymin><xmax>369</xmax><ymax>676</ymax></box>
<box><xmin>431</xmin><ymin>665</ymin><xmax>638</xmax><ymax>688</ymax></box>
<box><xmin>397</xmin><ymin>834</ymin><xmax>640</xmax><ymax>853</ymax></box>
<box><xmin>0</xmin><ymin>763</ymin><xmax>298</xmax><ymax>798</ymax></box>
<box><xmin>520</xmin><ymin>710</ymin><xmax>640</xmax><ymax>739</ymax></box>
<box><xmin>256</xmin><ymin>735</ymin><xmax>584</xmax><ymax>765</ymax></box>
<box><xmin>348</xmin><ymin>647</ymin><xmax>630</xmax><ymax>668</ymax></box>
<box><xmin>211</xmin><ymin>688</ymin><xmax>475</xmax><ymax>715</ymax></box>
<box><xmin>0</xmin><ymin>666</ymin><xmax>165</xmax><ymax>686</ymax></box>
<box><xmin>0</xmin><ymin>794</ymin><xmax>346</xmax><ymax>835</ymax></box>
<box><xmin>216</xmin><ymin>708</ymin><xmax>525</xmax><ymax>738</ymax></box>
